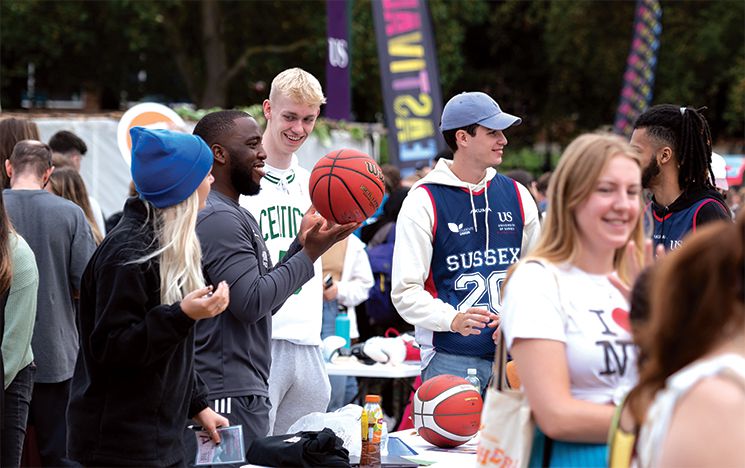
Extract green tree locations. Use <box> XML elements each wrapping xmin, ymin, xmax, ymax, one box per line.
<box><xmin>653</xmin><ymin>0</ymin><xmax>745</xmax><ymax>140</ymax></box>
<box><xmin>155</xmin><ymin>0</ymin><xmax>326</xmax><ymax>108</ymax></box>
<box><xmin>1</xmin><ymin>0</ymin><xmax>742</xmax><ymax>146</ymax></box>
<box><xmin>0</xmin><ymin>0</ymin><xmax>184</xmax><ymax>108</ymax></box>
<box><xmin>0</xmin><ymin>0</ymin><xmax>328</xmax><ymax>109</ymax></box>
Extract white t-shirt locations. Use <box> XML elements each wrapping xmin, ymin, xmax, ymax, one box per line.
<box><xmin>239</xmin><ymin>156</ymin><xmax>323</xmax><ymax>345</ymax></box>
<box><xmin>502</xmin><ymin>260</ymin><xmax>638</xmax><ymax>404</ymax></box>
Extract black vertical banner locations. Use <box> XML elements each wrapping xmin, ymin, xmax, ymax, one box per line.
<box><xmin>372</xmin><ymin>0</ymin><xmax>444</xmax><ymax>171</ymax></box>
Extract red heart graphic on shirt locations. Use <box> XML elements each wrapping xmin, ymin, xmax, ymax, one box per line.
<box><xmin>612</xmin><ymin>308</ymin><xmax>631</xmax><ymax>333</ymax></box>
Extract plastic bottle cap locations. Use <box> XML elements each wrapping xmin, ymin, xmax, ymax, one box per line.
<box><xmin>365</xmin><ymin>395</ymin><xmax>381</xmax><ymax>403</ymax></box>
<box><xmin>467</xmin><ymin>368</ymin><xmax>477</xmax><ymax>375</ymax></box>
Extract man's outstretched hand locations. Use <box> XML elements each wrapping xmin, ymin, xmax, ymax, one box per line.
<box><xmin>299</xmin><ymin>206</ymin><xmax>360</xmax><ymax>262</ymax></box>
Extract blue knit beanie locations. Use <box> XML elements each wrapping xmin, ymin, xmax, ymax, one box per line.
<box><xmin>130</xmin><ymin>127</ymin><xmax>213</xmax><ymax>208</ymax></box>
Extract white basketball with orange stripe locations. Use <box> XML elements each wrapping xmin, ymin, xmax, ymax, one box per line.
<box><xmin>413</xmin><ymin>374</ymin><xmax>483</xmax><ymax>447</ymax></box>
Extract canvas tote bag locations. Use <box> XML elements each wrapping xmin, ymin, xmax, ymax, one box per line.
<box><xmin>475</xmin><ymin>332</ymin><xmax>534</xmax><ymax>468</ymax></box>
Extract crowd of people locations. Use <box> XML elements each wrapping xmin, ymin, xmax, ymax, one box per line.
<box><xmin>0</xmin><ymin>66</ymin><xmax>742</xmax><ymax>468</ymax></box>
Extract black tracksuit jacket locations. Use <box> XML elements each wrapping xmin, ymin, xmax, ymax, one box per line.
<box><xmin>68</xmin><ymin>197</ymin><xmax>209</xmax><ymax>467</ymax></box>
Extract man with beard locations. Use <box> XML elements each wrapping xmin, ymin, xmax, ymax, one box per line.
<box><xmin>185</xmin><ymin>111</ymin><xmax>357</xmax><ymax>464</ymax></box>
<box><xmin>630</xmin><ymin>105</ymin><xmax>730</xmax><ymax>251</ymax></box>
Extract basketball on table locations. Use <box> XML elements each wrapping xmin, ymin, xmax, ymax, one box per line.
<box><xmin>309</xmin><ymin>149</ymin><xmax>385</xmax><ymax>224</ymax></box>
<box><xmin>413</xmin><ymin>374</ymin><xmax>483</xmax><ymax>448</ymax></box>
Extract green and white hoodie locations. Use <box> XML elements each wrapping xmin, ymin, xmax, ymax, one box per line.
<box><xmin>239</xmin><ymin>155</ymin><xmax>323</xmax><ymax>345</ymax></box>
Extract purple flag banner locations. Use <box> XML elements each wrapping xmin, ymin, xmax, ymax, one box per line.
<box><xmin>613</xmin><ymin>0</ymin><xmax>662</xmax><ymax>136</ymax></box>
<box><xmin>325</xmin><ymin>0</ymin><xmax>351</xmax><ymax>120</ymax></box>
<box><xmin>371</xmin><ymin>0</ymin><xmax>444</xmax><ymax>170</ymax></box>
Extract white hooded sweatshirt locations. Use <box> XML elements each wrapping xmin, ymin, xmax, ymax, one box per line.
<box><xmin>391</xmin><ymin>158</ymin><xmax>541</xmax><ymax>368</ymax></box>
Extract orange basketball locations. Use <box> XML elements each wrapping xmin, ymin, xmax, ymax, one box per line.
<box><xmin>309</xmin><ymin>149</ymin><xmax>385</xmax><ymax>224</ymax></box>
<box><xmin>413</xmin><ymin>374</ymin><xmax>483</xmax><ymax>448</ymax></box>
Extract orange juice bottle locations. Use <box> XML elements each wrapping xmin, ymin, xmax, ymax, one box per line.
<box><xmin>360</xmin><ymin>395</ymin><xmax>382</xmax><ymax>467</ymax></box>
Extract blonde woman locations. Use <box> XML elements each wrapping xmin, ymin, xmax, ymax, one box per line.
<box><xmin>501</xmin><ymin>133</ymin><xmax>645</xmax><ymax>466</ymax></box>
<box><xmin>46</xmin><ymin>167</ymin><xmax>104</xmax><ymax>244</ymax></box>
<box><xmin>67</xmin><ymin>128</ymin><xmax>230</xmax><ymax>466</ymax></box>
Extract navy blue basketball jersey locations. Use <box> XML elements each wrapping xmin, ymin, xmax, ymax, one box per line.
<box><xmin>651</xmin><ymin>198</ymin><xmax>728</xmax><ymax>250</ymax></box>
<box><xmin>421</xmin><ymin>174</ymin><xmax>525</xmax><ymax>359</ymax></box>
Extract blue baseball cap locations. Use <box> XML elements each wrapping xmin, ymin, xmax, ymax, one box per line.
<box><xmin>130</xmin><ymin>127</ymin><xmax>213</xmax><ymax>209</ymax></box>
<box><xmin>440</xmin><ymin>92</ymin><xmax>522</xmax><ymax>132</ymax></box>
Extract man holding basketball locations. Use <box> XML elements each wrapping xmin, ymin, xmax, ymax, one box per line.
<box><xmin>187</xmin><ymin>110</ymin><xmax>356</xmax><ymax>460</ymax></box>
<box><xmin>238</xmin><ymin>68</ymin><xmax>332</xmax><ymax>436</ymax></box>
<box><xmin>391</xmin><ymin>92</ymin><xmax>541</xmax><ymax>386</ymax></box>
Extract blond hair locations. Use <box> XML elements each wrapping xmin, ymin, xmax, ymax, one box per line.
<box><xmin>269</xmin><ymin>68</ymin><xmax>326</xmax><ymax>106</ymax></box>
<box><xmin>520</xmin><ymin>133</ymin><xmax>645</xmax><ymax>285</ymax></box>
<box><xmin>131</xmin><ymin>191</ymin><xmax>205</xmax><ymax>304</ymax></box>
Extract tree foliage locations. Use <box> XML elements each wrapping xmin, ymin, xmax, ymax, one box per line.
<box><xmin>1</xmin><ymin>0</ymin><xmax>742</xmax><ymax>146</ymax></box>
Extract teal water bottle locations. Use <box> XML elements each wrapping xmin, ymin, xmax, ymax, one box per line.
<box><xmin>335</xmin><ymin>306</ymin><xmax>351</xmax><ymax>350</ymax></box>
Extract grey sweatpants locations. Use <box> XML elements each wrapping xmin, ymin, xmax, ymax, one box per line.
<box><xmin>267</xmin><ymin>339</ymin><xmax>331</xmax><ymax>436</ymax></box>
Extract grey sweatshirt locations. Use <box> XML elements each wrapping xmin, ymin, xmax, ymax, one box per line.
<box><xmin>3</xmin><ymin>189</ymin><xmax>95</xmax><ymax>383</ymax></box>
<box><xmin>194</xmin><ymin>190</ymin><xmax>314</xmax><ymax>398</ymax></box>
